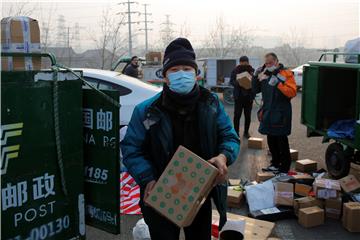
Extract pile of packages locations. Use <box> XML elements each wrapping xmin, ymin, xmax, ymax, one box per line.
<box><xmin>227</xmin><ymin>156</ymin><xmax>360</xmax><ymax>232</ymax></box>
<box><xmin>1</xmin><ymin>16</ymin><xmax>41</xmax><ymax>71</ymax></box>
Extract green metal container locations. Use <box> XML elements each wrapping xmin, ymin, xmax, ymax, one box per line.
<box><xmin>301</xmin><ymin>61</ymin><xmax>360</xmax><ymax>150</ymax></box>
<box><xmin>82</xmin><ymin>89</ymin><xmax>120</xmax><ymax>234</ymax></box>
<box><xmin>1</xmin><ymin>71</ymin><xmax>85</xmax><ymax>240</ymax></box>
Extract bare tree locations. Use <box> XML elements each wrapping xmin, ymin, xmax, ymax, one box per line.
<box><xmin>3</xmin><ymin>1</ymin><xmax>39</xmax><ymax>16</ymax></box>
<box><xmin>89</xmin><ymin>7</ymin><xmax>127</xmax><ymax>69</ymax></box>
<box><xmin>38</xmin><ymin>4</ymin><xmax>58</xmax><ymax>52</ymax></box>
<box><xmin>203</xmin><ymin>16</ymin><xmax>254</xmax><ymax>58</ymax></box>
<box><xmin>179</xmin><ymin>21</ymin><xmax>191</xmax><ymax>39</ymax></box>
<box><xmin>109</xmin><ymin>15</ymin><xmax>127</xmax><ymax>66</ymax></box>
<box><xmin>277</xmin><ymin>27</ymin><xmax>310</xmax><ymax>67</ymax></box>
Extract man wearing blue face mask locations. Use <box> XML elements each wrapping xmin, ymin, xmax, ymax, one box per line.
<box><xmin>253</xmin><ymin>53</ymin><xmax>297</xmax><ymax>174</ymax></box>
<box><xmin>122</xmin><ymin>38</ymin><xmax>240</xmax><ymax>240</ymax></box>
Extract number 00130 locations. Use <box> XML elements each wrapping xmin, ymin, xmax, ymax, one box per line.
<box><xmin>29</xmin><ymin>215</ymin><xmax>70</xmax><ymax>240</ymax></box>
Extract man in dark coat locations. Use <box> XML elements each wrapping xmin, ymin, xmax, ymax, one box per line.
<box><xmin>123</xmin><ymin>56</ymin><xmax>139</xmax><ymax>78</ymax></box>
<box><xmin>230</xmin><ymin>56</ymin><xmax>255</xmax><ymax>138</ymax></box>
<box><xmin>252</xmin><ymin>53</ymin><xmax>297</xmax><ymax>173</ymax></box>
<box><xmin>122</xmin><ymin>38</ymin><xmax>240</xmax><ymax>240</ymax></box>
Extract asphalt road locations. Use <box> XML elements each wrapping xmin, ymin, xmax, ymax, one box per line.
<box><xmin>86</xmin><ymin>92</ymin><xmax>360</xmax><ymax>240</ymax></box>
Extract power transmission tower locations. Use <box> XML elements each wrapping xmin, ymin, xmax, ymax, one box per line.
<box><xmin>161</xmin><ymin>14</ymin><xmax>175</xmax><ymax>47</ymax></box>
<box><xmin>73</xmin><ymin>22</ymin><xmax>81</xmax><ymax>50</ymax></box>
<box><xmin>118</xmin><ymin>0</ymin><xmax>140</xmax><ymax>56</ymax></box>
<box><xmin>139</xmin><ymin>4</ymin><xmax>153</xmax><ymax>53</ymax></box>
<box><xmin>56</xmin><ymin>15</ymin><xmax>66</xmax><ymax>47</ymax></box>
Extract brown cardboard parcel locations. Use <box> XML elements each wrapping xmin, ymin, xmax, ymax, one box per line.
<box><xmin>298</xmin><ymin>206</ymin><xmax>324</xmax><ymax>228</ymax></box>
<box><xmin>342</xmin><ymin>202</ymin><xmax>360</xmax><ymax>232</ymax></box>
<box><xmin>313</xmin><ymin>178</ymin><xmax>341</xmax><ymax>199</ymax></box>
<box><xmin>1</xmin><ymin>17</ymin><xmax>41</xmax><ymax>71</ymax></box>
<box><xmin>349</xmin><ymin>163</ymin><xmax>360</xmax><ymax>181</ymax></box>
<box><xmin>275</xmin><ymin>182</ymin><xmax>294</xmax><ymax>207</ymax></box>
<box><xmin>212</xmin><ymin>210</ymin><xmax>275</xmax><ymax>240</ymax></box>
<box><xmin>295</xmin><ymin>159</ymin><xmax>317</xmax><ymax>173</ymax></box>
<box><xmin>145</xmin><ymin>51</ymin><xmax>162</xmax><ymax>63</ymax></box>
<box><xmin>227</xmin><ymin>186</ymin><xmax>244</xmax><ymax>208</ymax></box>
<box><xmin>290</xmin><ymin>149</ymin><xmax>299</xmax><ymax>161</ymax></box>
<box><xmin>236</xmin><ymin>72</ymin><xmax>252</xmax><ymax>90</ymax></box>
<box><xmin>248</xmin><ymin>137</ymin><xmax>265</xmax><ymax>149</ymax></box>
<box><xmin>256</xmin><ymin>172</ymin><xmax>275</xmax><ymax>182</ymax></box>
<box><xmin>295</xmin><ymin>183</ymin><xmax>312</xmax><ymax>197</ymax></box>
<box><xmin>228</xmin><ymin>179</ymin><xmax>241</xmax><ymax>186</ymax></box>
<box><xmin>294</xmin><ymin>196</ymin><xmax>324</xmax><ymax>216</ymax></box>
<box><xmin>145</xmin><ymin>146</ymin><xmax>218</xmax><ymax>227</ymax></box>
<box><xmin>339</xmin><ymin>174</ymin><xmax>360</xmax><ymax>193</ymax></box>
<box><xmin>325</xmin><ymin>198</ymin><xmax>342</xmax><ymax>219</ymax></box>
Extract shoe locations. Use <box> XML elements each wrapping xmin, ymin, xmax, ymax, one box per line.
<box><xmin>243</xmin><ymin>132</ymin><xmax>251</xmax><ymax>139</ymax></box>
<box><xmin>262</xmin><ymin>165</ymin><xmax>279</xmax><ymax>172</ymax></box>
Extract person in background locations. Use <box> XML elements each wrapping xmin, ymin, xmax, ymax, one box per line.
<box><xmin>230</xmin><ymin>56</ymin><xmax>255</xmax><ymax>138</ymax></box>
<box><xmin>122</xmin><ymin>38</ymin><xmax>240</xmax><ymax>240</ymax></box>
<box><xmin>252</xmin><ymin>52</ymin><xmax>297</xmax><ymax>173</ymax></box>
<box><xmin>123</xmin><ymin>56</ymin><xmax>139</xmax><ymax>78</ymax></box>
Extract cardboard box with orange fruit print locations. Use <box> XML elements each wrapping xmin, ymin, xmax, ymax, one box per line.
<box><xmin>145</xmin><ymin>145</ymin><xmax>218</xmax><ymax>227</ymax></box>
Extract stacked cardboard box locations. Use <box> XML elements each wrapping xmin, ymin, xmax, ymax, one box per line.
<box><xmin>256</xmin><ymin>172</ymin><xmax>275</xmax><ymax>183</ymax></box>
<box><xmin>339</xmin><ymin>175</ymin><xmax>360</xmax><ymax>193</ymax></box>
<box><xmin>145</xmin><ymin>146</ymin><xmax>218</xmax><ymax>227</ymax></box>
<box><xmin>228</xmin><ymin>179</ymin><xmax>241</xmax><ymax>186</ymax></box>
<box><xmin>294</xmin><ymin>196</ymin><xmax>324</xmax><ymax>216</ymax></box>
<box><xmin>313</xmin><ymin>178</ymin><xmax>341</xmax><ymax>199</ymax></box>
<box><xmin>349</xmin><ymin>163</ymin><xmax>360</xmax><ymax>181</ymax></box>
<box><xmin>227</xmin><ymin>186</ymin><xmax>244</xmax><ymax>208</ymax></box>
<box><xmin>298</xmin><ymin>206</ymin><xmax>324</xmax><ymax>228</ymax></box>
<box><xmin>342</xmin><ymin>202</ymin><xmax>360</xmax><ymax>232</ymax></box>
<box><xmin>1</xmin><ymin>17</ymin><xmax>41</xmax><ymax>71</ymax></box>
<box><xmin>275</xmin><ymin>182</ymin><xmax>294</xmax><ymax>207</ymax></box>
<box><xmin>248</xmin><ymin>137</ymin><xmax>265</xmax><ymax>149</ymax></box>
<box><xmin>290</xmin><ymin>149</ymin><xmax>299</xmax><ymax>161</ymax></box>
<box><xmin>295</xmin><ymin>183</ymin><xmax>312</xmax><ymax>197</ymax></box>
<box><xmin>295</xmin><ymin>159</ymin><xmax>317</xmax><ymax>173</ymax></box>
<box><xmin>325</xmin><ymin>198</ymin><xmax>342</xmax><ymax>219</ymax></box>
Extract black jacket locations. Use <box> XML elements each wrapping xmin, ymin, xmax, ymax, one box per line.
<box><xmin>230</xmin><ymin>65</ymin><xmax>255</xmax><ymax>100</ymax></box>
<box><xmin>123</xmin><ymin>63</ymin><xmax>139</xmax><ymax>78</ymax></box>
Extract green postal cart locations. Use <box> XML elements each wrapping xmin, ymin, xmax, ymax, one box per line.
<box><xmin>1</xmin><ymin>52</ymin><xmax>86</xmax><ymax>240</ymax></box>
<box><xmin>1</xmin><ymin>52</ymin><xmax>121</xmax><ymax>239</ymax></box>
<box><xmin>301</xmin><ymin>52</ymin><xmax>360</xmax><ymax>179</ymax></box>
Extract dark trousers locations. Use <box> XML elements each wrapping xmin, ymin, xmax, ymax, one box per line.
<box><xmin>233</xmin><ymin>97</ymin><xmax>253</xmax><ymax>135</ymax></box>
<box><xmin>267</xmin><ymin>135</ymin><xmax>291</xmax><ymax>173</ymax></box>
<box><xmin>140</xmin><ymin>194</ymin><xmax>212</xmax><ymax>240</ymax></box>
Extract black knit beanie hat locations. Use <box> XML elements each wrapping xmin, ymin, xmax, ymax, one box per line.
<box><xmin>162</xmin><ymin>38</ymin><xmax>198</xmax><ymax>76</ymax></box>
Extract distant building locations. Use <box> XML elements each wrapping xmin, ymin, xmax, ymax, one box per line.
<box><xmin>43</xmin><ymin>47</ymin><xmax>120</xmax><ymax>69</ymax></box>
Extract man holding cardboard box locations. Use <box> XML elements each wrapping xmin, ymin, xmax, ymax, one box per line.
<box><xmin>123</xmin><ymin>38</ymin><xmax>240</xmax><ymax>240</ymax></box>
<box><xmin>230</xmin><ymin>56</ymin><xmax>255</xmax><ymax>138</ymax></box>
<box><xmin>253</xmin><ymin>53</ymin><xmax>297</xmax><ymax>173</ymax></box>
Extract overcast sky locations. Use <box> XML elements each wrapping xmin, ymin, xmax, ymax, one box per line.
<box><xmin>2</xmin><ymin>0</ymin><xmax>359</xmax><ymax>52</ymax></box>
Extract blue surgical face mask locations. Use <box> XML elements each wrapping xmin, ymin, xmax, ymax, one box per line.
<box><xmin>266</xmin><ymin>65</ymin><xmax>277</xmax><ymax>72</ymax></box>
<box><xmin>167</xmin><ymin>70</ymin><xmax>196</xmax><ymax>94</ymax></box>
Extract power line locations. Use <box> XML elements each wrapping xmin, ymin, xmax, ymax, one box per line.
<box><xmin>139</xmin><ymin>4</ymin><xmax>153</xmax><ymax>53</ymax></box>
<box><xmin>118</xmin><ymin>0</ymin><xmax>141</xmax><ymax>56</ymax></box>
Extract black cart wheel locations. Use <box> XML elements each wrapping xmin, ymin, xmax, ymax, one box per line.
<box><xmin>325</xmin><ymin>143</ymin><xmax>350</xmax><ymax>179</ymax></box>
<box><xmin>223</xmin><ymin>88</ymin><xmax>234</xmax><ymax>105</ymax></box>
